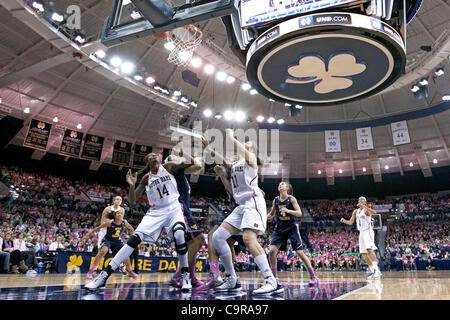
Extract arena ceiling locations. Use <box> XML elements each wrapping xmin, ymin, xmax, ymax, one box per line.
<box><xmin>0</xmin><ymin>0</ymin><xmax>449</xmax><ymax>182</ymax></box>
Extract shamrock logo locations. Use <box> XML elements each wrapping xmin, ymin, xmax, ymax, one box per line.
<box><xmin>285</xmin><ymin>52</ymin><xmax>366</xmax><ymax>94</ymax></box>
<box><xmin>195</xmin><ymin>260</ymin><xmax>203</xmax><ymax>272</ymax></box>
<box><xmin>66</xmin><ymin>254</ymin><xmax>83</xmax><ymax>273</ymax></box>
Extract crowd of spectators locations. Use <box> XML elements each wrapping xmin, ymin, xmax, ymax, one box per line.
<box><xmin>0</xmin><ymin>164</ymin><xmax>449</xmax><ymax>274</ymax></box>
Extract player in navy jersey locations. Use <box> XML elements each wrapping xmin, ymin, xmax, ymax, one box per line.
<box><xmin>165</xmin><ymin>148</ymin><xmax>208</xmax><ymax>290</ymax></box>
<box><xmin>267</xmin><ymin>181</ymin><xmax>318</xmax><ymax>288</ymax></box>
<box><xmin>84</xmin><ymin>208</ymin><xmax>137</xmax><ymax>280</ymax></box>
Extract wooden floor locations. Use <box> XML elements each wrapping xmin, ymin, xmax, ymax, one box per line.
<box><xmin>0</xmin><ymin>271</ymin><xmax>448</xmax><ymax>300</ymax></box>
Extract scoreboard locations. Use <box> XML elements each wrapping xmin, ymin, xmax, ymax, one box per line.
<box><xmin>241</xmin><ymin>0</ymin><xmax>361</xmax><ymax>28</ymax></box>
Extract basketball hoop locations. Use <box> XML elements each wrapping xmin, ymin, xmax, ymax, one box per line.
<box><xmin>167</xmin><ymin>25</ymin><xmax>203</xmax><ymax>69</ymax></box>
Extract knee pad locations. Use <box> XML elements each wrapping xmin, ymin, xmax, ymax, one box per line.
<box><xmin>212</xmin><ymin>227</ymin><xmax>231</xmax><ymax>249</ymax></box>
<box><xmin>172</xmin><ymin>222</ymin><xmax>188</xmax><ymax>255</ymax></box>
<box><xmin>126</xmin><ymin>234</ymin><xmax>141</xmax><ymax>249</ymax></box>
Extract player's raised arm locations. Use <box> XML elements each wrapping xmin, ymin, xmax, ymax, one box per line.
<box><xmin>359</xmin><ymin>203</ymin><xmax>377</xmax><ymax>216</ymax></box>
<box><xmin>214</xmin><ymin>165</ymin><xmax>232</xmax><ymax>194</ymax></box>
<box><xmin>127</xmin><ymin>169</ymin><xmax>147</xmax><ymax>205</ymax></box>
<box><xmin>340</xmin><ymin>209</ymin><xmax>357</xmax><ymax>225</ymax></box>
<box><xmin>225</xmin><ymin>128</ymin><xmax>257</xmax><ymax>169</ymax></box>
<box><xmin>267</xmin><ymin>199</ymin><xmax>276</xmax><ymax>220</ymax></box>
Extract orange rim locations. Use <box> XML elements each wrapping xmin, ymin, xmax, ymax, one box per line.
<box><xmin>167</xmin><ymin>25</ymin><xmax>203</xmax><ymax>47</ymax></box>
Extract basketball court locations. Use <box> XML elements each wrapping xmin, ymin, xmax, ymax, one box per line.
<box><xmin>0</xmin><ymin>271</ymin><xmax>448</xmax><ymax>300</ymax></box>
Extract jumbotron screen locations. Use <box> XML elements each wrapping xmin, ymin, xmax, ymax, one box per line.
<box><xmin>241</xmin><ymin>0</ymin><xmax>361</xmax><ymax>28</ymax></box>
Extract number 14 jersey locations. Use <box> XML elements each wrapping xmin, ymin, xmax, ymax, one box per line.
<box><xmin>145</xmin><ymin>165</ymin><xmax>180</xmax><ymax>210</ymax></box>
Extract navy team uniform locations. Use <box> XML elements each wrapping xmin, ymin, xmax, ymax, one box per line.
<box><xmin>102</xmin><ymin>220</ymin><xmax>126</xmax><ymax>255</ymax></box>
<box><xmin>270</xmin><ymin>195</ymin><xmax>305</xmax><ymax>251</ymax></box>
<box><xmin>172</xmin><ymin>168</ymin><xmax>203</xmax><ymax>242</ymax></box>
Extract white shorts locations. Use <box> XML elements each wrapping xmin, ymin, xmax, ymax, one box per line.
<box><xmin>97</xmin><ymin>228</ymin><xmax>106</xmax><ymax>248</ymax></box>
<box><xmin>224</xmin><ymin>195</ymin><xmax>267</xmax><ymax>235</ymax></box>
<box><xmin>359</xmin><ymin>228</ymin><xmax>377</xmax><ymax>253</ymax></box>
<box><xmin>134</xmin><ymin>203</ymin><xmax>185</xmax><ymax>244</ymax></box>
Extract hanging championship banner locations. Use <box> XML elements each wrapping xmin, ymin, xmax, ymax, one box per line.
<box><xmin>391</xmin><ymin>120</ymin><xmax>411</xmax><ymax>146</ymax></box>
<box><xmin>112</xmin><ymin>140</ymin><xmax>132</xmax><ymax>166</ymax></box>
<box><xmin>81</xmin><ymin>134</ymin><xmax>104</xmax><ymax>161</ymax></box>
<box><xmin>133</xmin><ymin>144</ymin><xmax>152</xmax><ymax>168</ymax></box>
<box><xmin>325</xmin><ymin>130</ymin><xmax>341</xmax><ymax>152</ymax></box>
<box><xmin>23</xmin><ymin>119</ymin><xmax>52</xmax><ymax>151</ymax></box>
<box><xmin>59</xmin><ymin>129</ymin><xmax>83</xmax><ymax>158</ymax></box>
<box><xmin>356</xmin><ymin>127</ymin><xmax>374</xmax><ymax>150</ymax></box>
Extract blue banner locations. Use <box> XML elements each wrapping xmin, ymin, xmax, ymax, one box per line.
<box><xmin>54</xmin><ymin>251</ymin><xmax>207</xmax><ymax>274</ymax></box>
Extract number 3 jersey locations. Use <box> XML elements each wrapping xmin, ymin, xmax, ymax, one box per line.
<box><xmin>230</xmin><ymin>158</ymin><xmax>263</xmax><ymax>205</ymax></box>
<box><xmin>145</xmin><ymin>164</ymin><xmax>180</xmax><ymax>210</ymax></box>
<box><xmin>105</xmin><ymin>220</ymin><xmax>125</xmax><ymax>241</ymax></box>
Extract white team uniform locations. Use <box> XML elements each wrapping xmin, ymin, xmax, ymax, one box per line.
<box><xmin>134</xmin><ymin>165</ymin><xmax>184</xmax><ymax>243</ymax></box>
<box><xmin>356</xmin><ymin>208</ymin><xmax>377</xmax><ymax>253</ymax></box>
<box><xmin>224</xmin><ymin>158</ymin><xmax>267</xmax><ymax>235</ymax></box>
<box><xmin>98</xmin><ymin>205</ymin><xmax>122</xmax><ymax>247</ymax></box>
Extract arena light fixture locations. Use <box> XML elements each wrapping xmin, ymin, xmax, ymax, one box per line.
<box><xmin>216</xmin><ymin>71</ymin><xmax>227</xmax><ymax>81</ymax></box>
<box><xmin>77</xmin><ymin>123</ymin><xmax>82</xmax><ymax>129</ymax></box>
<box><xmin>226</xmin><ymin>76</ymin><xmax>235</xmax><ymax>84</ymax></box>
<box><xmin>95</xmin><ymin>50</ymin><xmax>106</xmax><ymax>59</ymax></box>
<box><xmin>384</xmin><ymin>165</ymin><xmax>389</xmax><ymax>170</ymax></box>
<box><xmin>110</xmin><ymin>56</ymin><xmax>122</xmax><ymax>67</ymax></box>
<box><xmin>274</xmin><ymin>171</ymin><xmax>278</xmax><ymax>175</ymax></box>
<box><xmin>32</xmin><ymin>1</ymin><xmax>44</xmax><ymax>12</ymax></box>
<box><xmin>277</xmin><ymin>119</ymin><xmax>285</xmax><ymax>124</ymax></box>
<box><xmin>51</xmin><ymin>12</ymin><xmax>64</xmax><ymax>23</ymax></box>
<box><xmin>190</xmin><ymin>101</ymin><xmax>198</xmax><ymax>108</ymax></box>
<box><xmin>241</xmin><ymin>83</ymin><xmax>251</xmax><ymax>91</ymax></box>
<box><xmin>134</xmin><ymin>75</ymin><xmax>143</xmax><ymax>81</ymax></box>
<box><xmin>164</xmin><ymin>41</ymin><xmax>175</xmax><ymax>51</ymax></box>
<box><xmin>53</xmin><ymin>117</ymin><xmax>58</xmax><ymax>123</ymax></box>
<box><xmin>214</xmin><ymin>113</ymin><xmax>222</xmax><ymax>119</ymax></box>
<box><xmin>267</xmin><ymin>117</ymin><xmax>275</xmax><ymax>123</ymax></box>
<box><xmin>203</xmin><ymin>109</ymin><xmax>212</xmax><ymax>118</ymax></box>
<box><xmin>23</xmin><ymin>107</ymin><xmax>30</xmax><ymax>114</ymax></box>
<box><xmin>249</xmin><ymin>89</ymin><xmax>258</xmax><ymax>95</ymax></box>
<box><xmin>75</xmin><ymin>35</ymin><xmax>86</xmax><ymax>44</ymax></box>
<box><xmin>362</xmin><ymin>167</ymin><xmax>366</xmax><ymax>172</ymax></box>
<box><xmin>173</xmin><ymin>89</ymin><xmax>181</xmax><ymax>97</ymax></box>
<box><xmin>409</xmin><ymin>162</ymin><xmax>414</xmax><ymax>167</ymax></box>
<box><xmin>419</xmin><ymin>78</ymin><xmax>428</xmax><ymax>86</ymax></box>
<box><xmin>235</xmin><ymin>111</ymin><xmax>246</xmax><ymax>122</ymax></box>
<box><xmin>256</xmin><ymin>115</ymin><xmax>265</xmax><ymax>122</ymax></box>
<box><xmin>410</xmin><ymin>84</ymin><xmax>420</xmax><ymax>92</ymax></box>
<box><xmin>269</xmin><ymin>98</ymin><xmax>275</xmax><ymax>102</ymax></box>
<box><xmin>204</xmin><ymin>64</ymin><xmax>215</xmax><ymax>75</ymax></box>
<box><xmin>285</xmin><ymin>103</ymin><xmax>291</xmax><ymax>107</ymax></box>
<box><xmin>190</xmin><ymin>57</ymin><xmax>202</xmax><ymax>68</ymax></box>
<box><xmin>121</xmin><ymin>62</ymin><xmax>135</xmax><ymax>74</ymax></box>
<box><xmin>435</xmin><ymin>67</ymin><xmax>444</xmax><ymax>76</ymax></box>
<box><xmin>146</xmin><ymin>76</ymin><xmax>155</xmax><ymax>84</ymax></box>
<box><xmin>318</xmin><ymin>170</ymin><xmax>322</xmax><ymax>175</ymax></box>
<box><xmin>442</xmin><ymin>95</ymin><xmax>450</xmax><ymax>101</ymax></box>
<box><xmin>339</xmin><ymin>169</ymin><xmax>343</xmax><ymax>174</ymax></box>
<box><xmin>224</xmin><ymin>110</ymin><xmax>234</xmax><ymax>121</ymax></box>
<box><xmin>122</xmin><ymin>0</ymin><xmax>132</xmax><ymax>5</ymax></box>
<box><xmin>433</xmin><ymin>159</ymin><xmax>438</xmax><ymax>164</ymax></box>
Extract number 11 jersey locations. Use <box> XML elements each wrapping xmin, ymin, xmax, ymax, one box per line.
<box><xmin>145</xmin><ymin>165</ymin><xmax>180</xmax><ymax>210</ymax></box>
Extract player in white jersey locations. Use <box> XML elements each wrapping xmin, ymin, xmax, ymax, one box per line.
<box><xmin>340</xmin><ymin>196</ymin><xmax>382</xmax><ymax>280</ymax></box>
<box><xmin>207</xmin><ymin>129</ymin><xmax>278</xmax><ymax>295</ymax></box>
<box><xmin>85</xmin><ymin>153</ymin><xmax>193</xmax><ymax>291</ymax></box>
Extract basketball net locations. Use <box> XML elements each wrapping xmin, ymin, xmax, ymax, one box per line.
<box><xmin>167</xmin><ymin>25</ymin><xmax>203</xmax><ymax>69</ymax></box>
